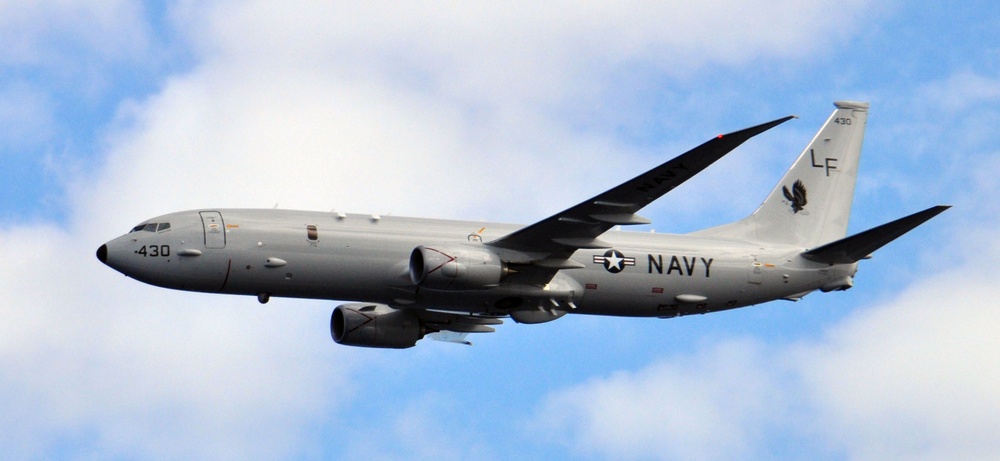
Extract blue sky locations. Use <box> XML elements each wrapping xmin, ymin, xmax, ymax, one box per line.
<box><xmin>2</xmin><ymin>2</ymin><xmax>999</xmax><ymax>460</ymax></box>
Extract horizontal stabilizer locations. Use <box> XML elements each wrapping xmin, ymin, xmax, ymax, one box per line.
<box><xmin>801</xmin><ymin>205</ymin><xmax>950</xmax><ymax>264</ymax></box>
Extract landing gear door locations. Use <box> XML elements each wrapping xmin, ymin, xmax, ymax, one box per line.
<box><xmin>200</xmin><ymin>211</ymin><xmax>226</xmax><ymax>249</ymax></box>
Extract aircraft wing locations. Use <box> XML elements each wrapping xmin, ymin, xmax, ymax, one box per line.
<box><xmin>488</xmin><ymin>115</ymin><xmax>796</xmax><ymax>256</ymax></box>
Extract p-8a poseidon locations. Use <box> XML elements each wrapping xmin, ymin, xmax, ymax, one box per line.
<box><xmin>97</xmin><ymin>101</ymin><xmax>948</xmax><ymax>348</ymax></box>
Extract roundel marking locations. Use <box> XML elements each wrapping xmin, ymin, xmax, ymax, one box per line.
<box><xmin>593</xmin><ymin>249</ymin><xmax>635</xmax><ymax>273</ymax></box>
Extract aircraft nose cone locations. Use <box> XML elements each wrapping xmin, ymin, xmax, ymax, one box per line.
<box><xmin>97</xmin><ymin>244</ymin><xmax>108</xmax><ymax>264</ymax></box>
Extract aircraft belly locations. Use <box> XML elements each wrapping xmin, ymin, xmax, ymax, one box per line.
<box><xmin>126</xmin><ymin>252</ymin><xmax>231</xmax><ymax>293</ymax></box>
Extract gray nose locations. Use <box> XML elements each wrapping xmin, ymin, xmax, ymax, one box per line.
<box><xmin>97</xmin><ymin>244</ymin><xmax>108</xmax><ymax>264</ymax></box>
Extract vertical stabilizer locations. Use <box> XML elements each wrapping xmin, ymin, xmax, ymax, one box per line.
<box><xmin>694</xmin><ymin>101</ymin><xmax>869</xmax><ymax>248</ymax></box>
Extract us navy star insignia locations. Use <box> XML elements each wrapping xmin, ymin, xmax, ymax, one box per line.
<box><xmin>593</xmin><ymin>249</ymin><xmax>635</xmax><ymax>273</ymax></box>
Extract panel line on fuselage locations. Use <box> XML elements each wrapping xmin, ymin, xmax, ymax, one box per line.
<box><xmin>219</xmin><ymin>258</ymin><xmax>232</xmax><ymax>292</ymax></box>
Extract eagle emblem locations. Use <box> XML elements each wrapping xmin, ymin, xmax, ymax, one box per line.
<box><xmin>782</xmin><ymin>180</ymin><xmax>807</xmax><ymax>213</ymax></box>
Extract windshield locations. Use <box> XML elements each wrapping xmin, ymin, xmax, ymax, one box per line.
<box><xmin>129</xmin><ymin>222</ymin><xmax>171</xmax><ymax>233</ymax></box>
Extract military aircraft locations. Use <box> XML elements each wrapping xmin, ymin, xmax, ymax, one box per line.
<box><xmin>97</xmin><ymin>101</ymin><xmax>948</xmax><ymax>348</ymax></box>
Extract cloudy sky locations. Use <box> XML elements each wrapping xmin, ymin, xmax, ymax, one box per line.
<box><xmin>2</xmin><ymin>1</ymin><xmax>999</xmax><ymax>459</ymax></box>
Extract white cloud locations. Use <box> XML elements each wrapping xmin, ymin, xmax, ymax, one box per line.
<box><xmin>0</xmin><ymin>0</ymin><xmax>150</xmax><ymax>66</ymax></box>
<box><xmin>340</xmin><ymin>393</ymin><xmax>500</xmax><ymax>461</ymax></box>
<box><xmin>72</xmin><ymin>0</ymin><xmax>884</xmax><ymax>226</ymax></box>
<box><xmin>170</xmin><ymin>0</ymin><xmax>878</xmax><ymax>109</ymax></box>
<box><xmin>798</xmin><ymin>269</ymin><xmax>1000</xmax><ymax>461</ymax></box>
<box><xmin>918</xmin><ymin>71</ymin><xmax>1000</xmax><ymax>113</ymax></box>
<box><xmin>0</xmin><ymin>82</ymin><xmax>55</xmax><ymax>149</ymax></box>
<box><xmin>534</xmin><ymin>339</ymin><xmax>787</xmax><ymax>461</ymax></box>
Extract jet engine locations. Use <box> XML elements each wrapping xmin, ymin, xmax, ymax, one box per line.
<box><xmin>409</xmin><ymin>245</ymin><xmax>507</xmax><ymax>290</ymax></box>
<box><xmin>331</xmin><ymin>303</ymin><xmax>423</xmax><ymax>349</ymax></box>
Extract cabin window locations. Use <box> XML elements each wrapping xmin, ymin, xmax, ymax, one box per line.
<box><xmin>307</xmin><ymin>225</ymin><xmax>318</xmax><ymax>241</ymax></box>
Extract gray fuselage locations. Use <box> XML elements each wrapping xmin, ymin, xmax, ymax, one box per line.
<box><xmin>99</xmin><ymin>208</ymin><xmax>856</xmax><ymax>318</ymax></box>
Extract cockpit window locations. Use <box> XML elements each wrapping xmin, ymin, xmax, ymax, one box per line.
<box><xmin>129</xmin><ymin>222</ymin><xmax>171</xmax><ymax>233</ymax></box>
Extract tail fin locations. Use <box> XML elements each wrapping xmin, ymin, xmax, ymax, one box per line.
<box><xmin>694</xmin><ymin>101</ymin><xmax>870</xmax><ymax>248</ymax></box>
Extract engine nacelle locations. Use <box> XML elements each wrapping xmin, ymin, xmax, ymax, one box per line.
<box><xmin>330</xmin><ymin>303</ymin><xmax>423</xmax><ymax>349</ymax></box>
<box><xmin>409</xmin><ymin>245</ymin><xmax>507</xmax><ymax>290</ymax></box>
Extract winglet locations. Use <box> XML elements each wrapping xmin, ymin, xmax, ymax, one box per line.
<box><xmin>717</xmin><ymin>115</ymin><xmax>797</xmax><ymax>143</ymax></box>
<box><xmin>801</xmin><ymin>205</ymin><xmax>950</xmax><ymax>264</ymax></box>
